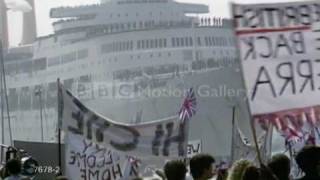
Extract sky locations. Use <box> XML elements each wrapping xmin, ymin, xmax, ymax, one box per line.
<box><xmin>6</xmin><ymin>0</ymin><xmax>303</xmax><ymax>46</ymax></box>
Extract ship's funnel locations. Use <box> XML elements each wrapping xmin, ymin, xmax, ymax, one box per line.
<box><xmin>20</xmin><ymin>0</ymin><xmax>36</xmax><ymax>45</ymax></box>
<box><xmin>5</xmin><ymin>0</ymin><xmax>32</xmax><ymax>12</ymax></box>
<box><xmin>0</xmin><ymin>0</ymin><xmax>9</xmax><ymax>49</ymax></box>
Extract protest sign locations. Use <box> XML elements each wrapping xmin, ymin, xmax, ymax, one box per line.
<box><xmin>187</xmin><ymin>140</ymin><xmax>201</xmax><ymax>158</ymax></box>
<box><xmin>232</xmin><ymin>1</ymin><xmax>320</xmax><ymax>133</ymax></box>
<box><xmin>58</xmin><ymin>83</ymin><xmax>188</xmax><ymax>158</ymax></box>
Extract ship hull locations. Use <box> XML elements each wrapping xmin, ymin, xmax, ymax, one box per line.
<box><xmin>4</xmin><ymin>66</ymin><xmax>252</xmax><ymax>158</ymax></box>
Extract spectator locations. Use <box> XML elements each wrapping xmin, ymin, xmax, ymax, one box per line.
<box><xmin>267</xmin><ymin>154</ymin><xmax>290</xmax><ymax>180</ymax></box>
<box><xmin>242</xmin><ymin>166</ymin><xmax>260</xmax><ymax>180</ymax></box>
<box><xmin>295</xmin><ymin>145</ymin><xmax>320</xmax><ymax>180</ymax></box>
<box><xmin>216</xmin><ymin>169</ymin><xmax>228</xmax><ymax>180</ymax></box>
<box><xmin>189</xmin><ymin>154</ymin><xmax>215</xmax><ymax>180</ymax></box>
<box><xmin>226</xmin><ymin>159</ymin><xmax>252</xmax><ymax>180</ymax></box>
<box><xmin>4</xmin><ymin>159</ymin><xmax>22</xmax><ymax>180</ymax></box>
<box><xmin>163</xmin><ymin>160</ymin><xmax>187</xmax><ymax>180</ymax></box>
<box><xmin>259</xmin><ymin>164</ymin><xmax>278</xmax><ymax>180</ymax></box>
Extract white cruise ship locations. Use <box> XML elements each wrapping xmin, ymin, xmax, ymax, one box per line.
<box><xmin>1</xmin><ymin>0</ymin><xmax>252</xmax><ymax>160</ymax></box>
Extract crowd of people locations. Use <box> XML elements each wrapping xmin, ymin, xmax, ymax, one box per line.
<box><xmin>1</xmin><ymin>145</ymin><xmax>320</xmax><ymax>180</ymax></box>
<box><xmin>158</xmin><ymin>145</ymin><xmax>320</xmax><ymax>180</ymax></box>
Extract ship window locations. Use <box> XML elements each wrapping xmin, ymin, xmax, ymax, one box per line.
<box><xmin>229</xmin><ymin>37</ymin><xmax>236</xmax><ymax>46</ymax></box>
<box><xmin>155</xmin><ymin>39</ymin><xmax>158</xmax><ymax>48</ymax></box>
<box><xmin>176</xmin><ymin>38</ymin><xmax>180</xmax><ymax>47</ymax></box>
<box><xmin>9</xmin><ymin>88</ymin><xmax>18</xmax><ymax>111</ymax></box>
<box><xmin>5</xmin><ymin>63</ymin><xmax>17</xmax><ymax>75</ymax></box>
<box><xmin>78</xmin><ymin>49</ymin><xmax>89</xmax><ymax>59</ymax></box>
<box><xmin>141</xmin><ymin>40</ymin><xmax>145</xmax><ymax>49</ymax></box>
<box><xmin>164</xmin><ymin>39</ymin><xmax>167</xmax><ymax>47</ymax></box>
<box><xmin>228</xmin><ymin>38</ymin><xmax>233</xmax><ymax>46</ymax></box>
<box><xmin>114</xmin><ymin>42</ymin><xmax>117</xmax><ymax>51</ymax></box>
<box><xmin>48</xmin><ymin>56</ymin><xmax>60</xmax><ymax>67</ymax></box>
<box><xmin>146</xmin><ymin>40</ymin><xmax>149</xmax><ymax>49</ymax></box>
<box><xmin>32</xmin><ymin>85</ymin><xmax>42</xmax><ymax>110</ymax></box>
<box><xmin>222</xmin><ymin>37</ymin><xmax>227</xmax><ymax>46</ymax></box>
<box><xmin>208</xmin><ymin>37</ymin><xmax>212</xmax><ymax>46</ymax></box>
<box><xmin>150</xmin><ymin>40</ymin><xmax>154</xmax><ymax>49</ymax></box>
<box><xmin>116</xmin><ymin>42</ymin><xmax>120</xmax><ymax>51</ymax></box>
<box><xmin>123</xmin><ymin>41</ymin><xmax>126</xmax><ymax>51</ymax></box>
<box><xmin>79</xmin><ymin>75</ymin><xmax>91</xmax><ymax>82</ymax></box>
<box><xmin>205</xmin><ymin>37</ymin><xmax>209</xmax><ymax>46</ymax></box>
<box><xmin>20</xmin><ymin>86</ymin><xmax>31</xmax><ymax>110</ymax></box>
<box><xmin>137</xmin><ymin>40</ymin><xmax>141</xmax><ymax>49</ymax></box>
<box><xmin>33</xmin><ymin>58</ymin><xmax>47</xmax><ymax>71</ymax></box>
<box><xmin>115</xmin><ymin>24</ymin><xmax>119</xmax><ymax>31</ymax></box>
<box><xmin>213</xmin><ymin>37</ymin><xmax>218</xmax><ymax>46</ymax></box>
<box><xmin>197</xmin><ymin>37</ymin><xmax>202</xmax><ymax>46</ymax></box>
<box><xmin>218</xmin><ymin>38</ymin><xmax>222</xmax><ymax>46</ymax></box>
<box><xmin>189</xmin><ymin>37</ymin><xmax>193</xmax><ymax>46</ymax></box>
<box><xmin>171</xmin><ymin>38</ymin><xmax>176</xmax><ymax>47</ymax></box>
<box><xmin>133</xmin><ymin>22</ymin><xmax>136</xmax><ymax>29</ymax></box>
<box><xmin>186</xmin><ymin>37</ymin><xmax>191</xmax><ymax>46</ymax></box>
<box><xmin>46</xmin><ymin>82</ymin><xmax>57</xmax><ymax>108</ymax></box>
<box><xmin>62</xmin><ymin>52</ymin><xmax>77</xmax><ymax>63</ymax></box>
<box><xmin>116</xmin><ymin>42</ymin><xmax>119</xmax><ymax>51</ymax></box>
<box><xmin>110</xmin><ymin>25</ymin><xmax>114</xmax><ymax>32</ymax></box>
<box><xmin>207</xmin><ymin>59</ymin><xmax>219</xmax><ymax>68</ymax></box>
<box><xmin>211</xmin><ymin>37</ymin><xmax>215</xmax><ymax>46</ymax></box>
<box><xmin>159</xmin><ymin>39</ymin><xmax>163</xmax><ymax>48</ymax></box>
<box><xmin>20</xmin><ymin>61</ymin><xmax>32</xmax><ymax>74</ymax></box>
<box><xmin>111</xmin><ymin>43</ymin><xmax>114</xmax><ymax>51</ymax></box>
<box><xmin>115</xmin><ymin>42</ymin><xmax>121</xmax><ymax>52</ymax></box>
<box><xmin>181</xmin><ymin>38</ymin><xmax>184</xmax><ymax>47</ymax></box>
<box><xmin>119</xmin><ymin>42</ymin><xmax>123</xmax><ymax>51</ymax></box>
<box><xmin>130</xmin><ymin>41</ymin><xmax>133</xmax><ymax>50</ymax></box>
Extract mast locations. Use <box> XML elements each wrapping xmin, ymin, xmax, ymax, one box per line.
<box><xmin>0</xmin><ymin>41</ymin><xmax>12</xmax><ymax>145</ymax></box>
<box><xmin>35</xmin><ymin>86</ymin><xmax>44</xmax><ymax>142</ymax></box>
<box><xmin>0</xmin><ymin>45</ymin><xmax>4</xmax><ymax>146</ymax></box>
<box><xmin>230</xmin><ymin>106</ymin><xmax>236</xmax><ymax>162</ymax></box>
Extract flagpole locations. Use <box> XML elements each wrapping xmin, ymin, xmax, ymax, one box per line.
<box><xmin>0</xmin><ymin>45</ymin><xmax>4</xmax><ymax>146</ymax></box>
<box><xmin>0</xmin><ymin>40</ymin><xmax>12</xmax><ymax>146</ymax></box>
<box><xmin>230</xmin><ymin>106</ymin><xmax>236</xmax><ymax>162</ymax></box>
<box><xmin>57</xmin><ymin>78</ymin><xmax>62</xmax><ymax>175</ymax></box>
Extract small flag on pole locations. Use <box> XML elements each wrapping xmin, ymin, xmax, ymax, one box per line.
<box><xmin>178</xmin><ymin>88</ymin><xmax>197</xmax><ymax>122</ymax></box>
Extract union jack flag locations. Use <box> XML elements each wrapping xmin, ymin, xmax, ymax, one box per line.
<box><xmin>280</xmin><ymin>127</ymin><xmax>303</xmax><ymax>143</ymax></box>
<box><xmin>178</xmin><ymin>88</ymin><xmax>197</xmax><ymax>122</ymax></box>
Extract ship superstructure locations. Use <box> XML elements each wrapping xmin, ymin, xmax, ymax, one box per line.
<box><xmin>2</xmin><ymin>0</ymin><xmax>251</xmax><ymax>159</ymax></box>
